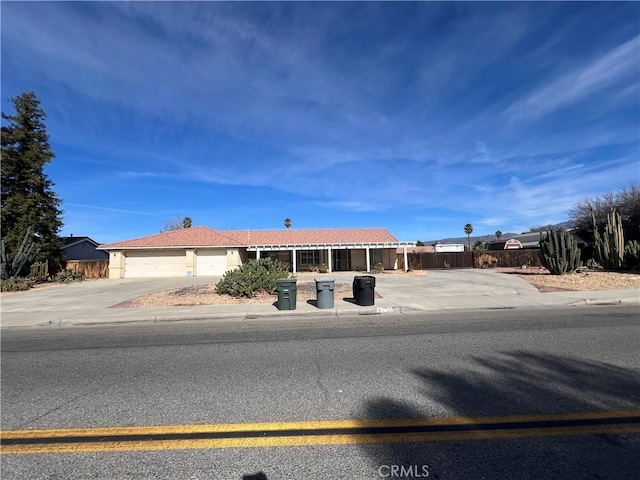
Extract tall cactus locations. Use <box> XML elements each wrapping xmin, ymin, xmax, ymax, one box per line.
<box><xmin>539</xmin><ymin>228</ymin><xmax>581</xmax><ymax>275</ymax></box>
<box><xmin>0</xmin><ymin>227</ymin><xmax>39</xmax><ymax>279</ymax></box>
<box><xmin>624</xmin><ymin>240</ymin><xmax>640</xmax><ymax>270</ymax></box>
<box><xmin>592</xmin><ymin>209</ymin><xmax>624</xmax><ymax>270</ymax></box>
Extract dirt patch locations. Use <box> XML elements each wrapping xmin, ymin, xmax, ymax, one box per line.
<box><xmin>112</xmin><ymin>281</ymin><xmax>358</xmax><ymax>308</ymax></box>
<box><xmin>496</xmin><ymin>267</ymin><xmax>640</xmax><ymax>292</ymax></box>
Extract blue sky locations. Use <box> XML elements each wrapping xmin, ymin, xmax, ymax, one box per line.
<box><xmin>2</xmin><ymin>1</ymin><xmax>638</xmax><ymax>243</ymax></box>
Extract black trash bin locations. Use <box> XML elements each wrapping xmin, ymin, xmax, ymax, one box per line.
<box><xmin>353</xmin><ymin>275</ymin><xmax>375</xmax><ymax>306</ymax></box>
<box><xmin>276</xmin><ymin>278</ymin><xmax>297</xmax><ymax>310</ymax></box>
<box><xmin>315</xmin><ymin>276</ymin><xmax>335</xmax><ymax>309</ymax></box>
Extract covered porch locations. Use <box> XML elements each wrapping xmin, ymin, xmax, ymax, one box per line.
<box><xmin>247</xmin><ymin>242</ymin><xmax>414</xmax><ymax>273</ymax></box>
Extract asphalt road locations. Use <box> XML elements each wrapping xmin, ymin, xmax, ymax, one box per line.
<box><xmin>2</xmin><ymin>305</ymin><xmax>639</xmax><ymax>479</ymax></box>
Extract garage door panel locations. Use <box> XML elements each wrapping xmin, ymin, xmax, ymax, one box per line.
<box><xmin>196</xmin><ymin>249</ymin><xmax>227</xmax><ymax>276</ymax></box>
<box><xmin>124</xmin><ymin>250</ymin><xmax>186</xmax><ymax>278</ymax></box>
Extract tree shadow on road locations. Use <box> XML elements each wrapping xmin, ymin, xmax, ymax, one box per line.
<box><xmin>356</xmin><ymin>351</ymin><xmax>640</xmax><ymax>479</ymax></box>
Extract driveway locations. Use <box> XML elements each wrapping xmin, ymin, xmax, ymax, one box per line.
<box><xmin>1</xmin><ymin>270</ymin><xmax>537</xmax><ymax>314</ymax></box>
<box><xmin>0</xmin><ymin>277</ymin><xmax>220</xmax><ymax>313</ymax></box>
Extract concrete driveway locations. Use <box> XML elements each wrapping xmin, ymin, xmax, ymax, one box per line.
<box><xmin>1</xmin><ymin>270</ymin><xmax>535</xmax><ymax>314</ymax></box>
<box><xmin>0</xmin><ymin>277</ymin><xmax>220</xmax><ymax>313</ymax></box>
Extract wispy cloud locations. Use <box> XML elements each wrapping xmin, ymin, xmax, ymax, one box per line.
<box><xmin>506</xmin><ymin>35</ymin><xmax>639</xmax><ymax>120</ymax></box>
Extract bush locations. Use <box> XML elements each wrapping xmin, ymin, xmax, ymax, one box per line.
<box><xmin>216</xmin><ymin>258</ymin><xmax>290</xmax><ymax>298</ymax></box>
<box><xmin>1</xmin><ymin>277</ymin><xmax>35</xmax><ymax>292</ymax></box>
<box><xmin>54</xmin><ymin>269</ymin><xmax>84</xmax><ymax>283</ymax></box>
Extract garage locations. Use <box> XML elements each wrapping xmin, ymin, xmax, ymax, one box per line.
<box><xmin>195</xmin><ymin>249</ymin><xmax>228</xmax><ymax>276</ymax></box>
<box><xmin>124</xmin><ymin>250</ymin><xmax>186</xmax><ymax>278</ymax></box>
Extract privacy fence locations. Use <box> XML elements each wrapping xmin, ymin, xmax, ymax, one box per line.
<box><xmin>36</xmin><ymin>260</ymin><xmax>109</xmax><ymax>279</ymax></box>
<box><xmin>63</xmin><ymin>260</ymin><xmax>109</xmax><ymax>279</ymax></box>
<box><xmin>398</xmin><ymin>250</ymin><xmax>543</xmax><ymax>270</ymax></box>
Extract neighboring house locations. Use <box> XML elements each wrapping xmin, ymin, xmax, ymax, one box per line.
<box><xmin>487</xmin><ymin>230</ymin><xmax>587</xmax><ymax>250</ymax></box>
<box><xmin>433</xmin><ymin>243</ymin><xmax>465</xmax><ymax>253</ymax></box>
<box><xmin>61</xmin><ymin>236</ymin><xmax>109</xmax><ymax>261</ymax></box>
<box><xmin>488</xmin><ymin>232</ymin><xmax>544</xmax><ymax>250</ymax></box>
<box><xmin>98</xmin><ymin>227</ymin><xmax>415</xmax><ymax>279</ymax></box>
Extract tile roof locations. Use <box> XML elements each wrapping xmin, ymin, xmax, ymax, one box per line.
<box><xmin>219</xmin><ymin>228</ymin><xmax>399</xmax><ymax>246</ymax></box>
<box><xmin>99</xmin><ymin>227</ymin><xmax>244</xmax><ymax>249</ymax></box>
<box><xmin>99</xmin><ymin>227</ymin><xmax>402</xmax><ymax>249</ymax></box>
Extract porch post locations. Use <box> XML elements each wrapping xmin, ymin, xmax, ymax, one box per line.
<box><xmin>327</xmin><ymin>247</ymin><xmax>332</xmax><ymax>272</ymax></box>
<box><xmin>292</xmin><ymin>248</ymin><xmax>297</xmax><ymax>273</ymax></box>
<box><xmin>256</xmin><ymin>248</ymin><xmax>260</xmax><ymax>260</ymax></box>
<box><xmin>366</xmin><ymin>247</ymin><xmax>371</xmax><ymax>272</ymax></box>
<box><xmin>403</xmin><ymin>245</ymin><xmax>408</xmax><ymax>272</ymax></box>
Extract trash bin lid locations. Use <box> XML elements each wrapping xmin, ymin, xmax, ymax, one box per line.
<box><xmin>277</xmin><ymin>278</ymin><xmax>296</xmax><ymax>284</ymax></box>
<box><xmin>314</xmin><ymin>276</ymin><xmax>335</xmax><ymax>283</ymax></box>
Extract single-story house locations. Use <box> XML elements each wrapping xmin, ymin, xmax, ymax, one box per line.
<box><xmin>488</xmin><ymin>232</ymin><xmax>545</xmax><ymax>250</ymax></box>
<box><xmin>61</xmin><ymin>236</ymin><xmax>109</xmax><ymax>261</ymax></box>
<box><xmin>98</xmin><ymin>227</ymin><xmax>415</xmax><ymax>279</ymax></box>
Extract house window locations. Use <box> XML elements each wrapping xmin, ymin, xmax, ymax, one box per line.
<box><xmin>299</xmin><ymin>250</ymin><xmax>320</xmax><ymax>266</ymax></box>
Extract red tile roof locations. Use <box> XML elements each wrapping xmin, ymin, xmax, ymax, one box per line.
<box><xmin>99</xmin><ymin>227</ymin><xmax>402</xmax><ymax>249</ymax></box>
<box><xmin>99</xmin><ymin>227</ymin><xmax>243</xmax><ymax>249</ymax></box>
<box><xmin>219</xmin><ymin>228</ymin><xmax>399</xmax><ymax>246</ymax></box>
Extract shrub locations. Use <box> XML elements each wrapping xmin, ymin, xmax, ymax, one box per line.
<box><xmin>1</xmin><ymin>277</ymin><xmax>35</xmax><ymax>292</ymax></box>
<box><xmin>54</xmin><ymin>269</ymin><xmax>84</xmax><ymax>283</ymax></box>
<box><xmin>215</xmin><ymin>258</ymin><xmax>290</xmax><ymax>298</ymax></box>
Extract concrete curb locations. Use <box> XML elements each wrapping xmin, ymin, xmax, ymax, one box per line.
<box><xmin>3</xmin><ymin>297</ymin><xmax>635</xmax><ymax>328</ymax></box>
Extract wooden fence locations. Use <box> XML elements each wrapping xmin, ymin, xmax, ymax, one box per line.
<box><xmin>30</xmin><ymin>261</ymin><xmax>49</xmax><ymax>280</ymax></box>
<box><xmin>63</xmin><ymin>260</ymin><xmax>109</xmax><ymax>279</ymax></box>
<box><xmin>399</xmin><ymin>249</ymin><xmax>543</xmax><ymax>270</ymax></box>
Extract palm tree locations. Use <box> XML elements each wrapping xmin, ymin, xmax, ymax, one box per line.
<box><xmin>464</xmin><ymin>223</ymin><xmax>474</xmax><ymax>251</ymax></box>
<box><xmin>182</xmin><ymin>217</ymin><xmax>192</xmax><ymax>229</ymax></box>
<box><xmin>495</xmin><ymin>230</ymin><xmax>502</xmax><ymax>240</ymax></box>
<box><xmin>284</xmin><ymin>218</ymin><xmax>292</xmax><ymax>229</ymax></box>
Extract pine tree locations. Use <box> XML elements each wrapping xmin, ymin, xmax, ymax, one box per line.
<box><xmin>1</xmin><ymin>92</ymin><xmax>63</xmax><ymax>260</ymax></box>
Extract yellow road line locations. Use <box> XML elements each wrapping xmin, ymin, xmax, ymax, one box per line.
<box><xmin>3</xmin><ymin>409</ymin><xmax>638</xmax><ymax>439</ymax></box>
<box><xmin>2</xmin><ymin>410</ymin><xmax>639</xmax><ymax>455</ymax></box>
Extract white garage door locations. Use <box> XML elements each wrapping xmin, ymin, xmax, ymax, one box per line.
<box><xmin>124</xmin><ymin>250</ymin><xmax>186</xmax><ymax>278</ymax></box>
<box><xmin>196</xmin><ymin>249</ymin><xmax>228</xmax><ymax>276</ymax></box>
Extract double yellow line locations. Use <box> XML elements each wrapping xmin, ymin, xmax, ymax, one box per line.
<box><xmin>2</xmin><ymin>410</ymin><xmax>639</xmax><ymax>454</ymax></box>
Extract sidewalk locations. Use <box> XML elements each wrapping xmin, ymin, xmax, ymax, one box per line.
<box><xmin>1</xmin><ymin>271</ymin><xmax>638</xmax><ymax>328</ymax></box>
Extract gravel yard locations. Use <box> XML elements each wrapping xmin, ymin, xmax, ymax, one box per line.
<box><xmin>511</xmin><ymin>269</ymin><xmax>640</xmax><ymax>293</ymax></box>
<box><xmin>112</xmin><ymin>280</ymin><xmax>356</xmax><ymax>308</ymax></box>
<box><xmin>111</xmin><ymin>269</ymin><xmax>639</xmax><ymax>308</ymax></box>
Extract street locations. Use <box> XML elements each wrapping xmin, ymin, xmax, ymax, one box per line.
<box><xmin>2</xmin><ymin>305</ymin><xmax>639</xmax><ymax>479</ymax></box>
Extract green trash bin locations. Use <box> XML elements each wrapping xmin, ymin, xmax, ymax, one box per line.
<box><xmin>315</xmin><ymin>276</ymin><xmax>335</xmax><ymax>309</ymax></box>
<box><xmin>276</xmin><ymin>278</ymin><xmax>297</xmax><ymax>310</ymax></box>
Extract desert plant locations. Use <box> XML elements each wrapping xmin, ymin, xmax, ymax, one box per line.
<box><xmin>215</xmin><ymin>258</ymin><xmax>290</xmax><ymax>298</ymax></box>
<box><xmin>1</xmin><ymin>227</ymin><xmax>39</xmax><ymax>280</ymax></box>
<box><xmin>0</xmin><ymin>277</ymin><xmax>35</xmax><ymax>292</ymax></box>
<box><xmin>373</xmin><ymin>262</ymin><xmax>384</xmax><ymax>273</ymax></box>
<box><xmin>54</xmin><ymin>269</ymin><xmax>84</xmax><ymax>283</ymax></box>
<box><xmin>539</xmin><ymin>228</ymin><xmax>581</xmax><ymax>275</ymax></box>
<box><xmin>624</xmin><ymin>240</ymin><xmax>640</xmax><ymax>270</ymax></box>
<box><xmin>592</xmin><ymin>209</ymin><xmax>625</xmax><ymax>270</ymax></box>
